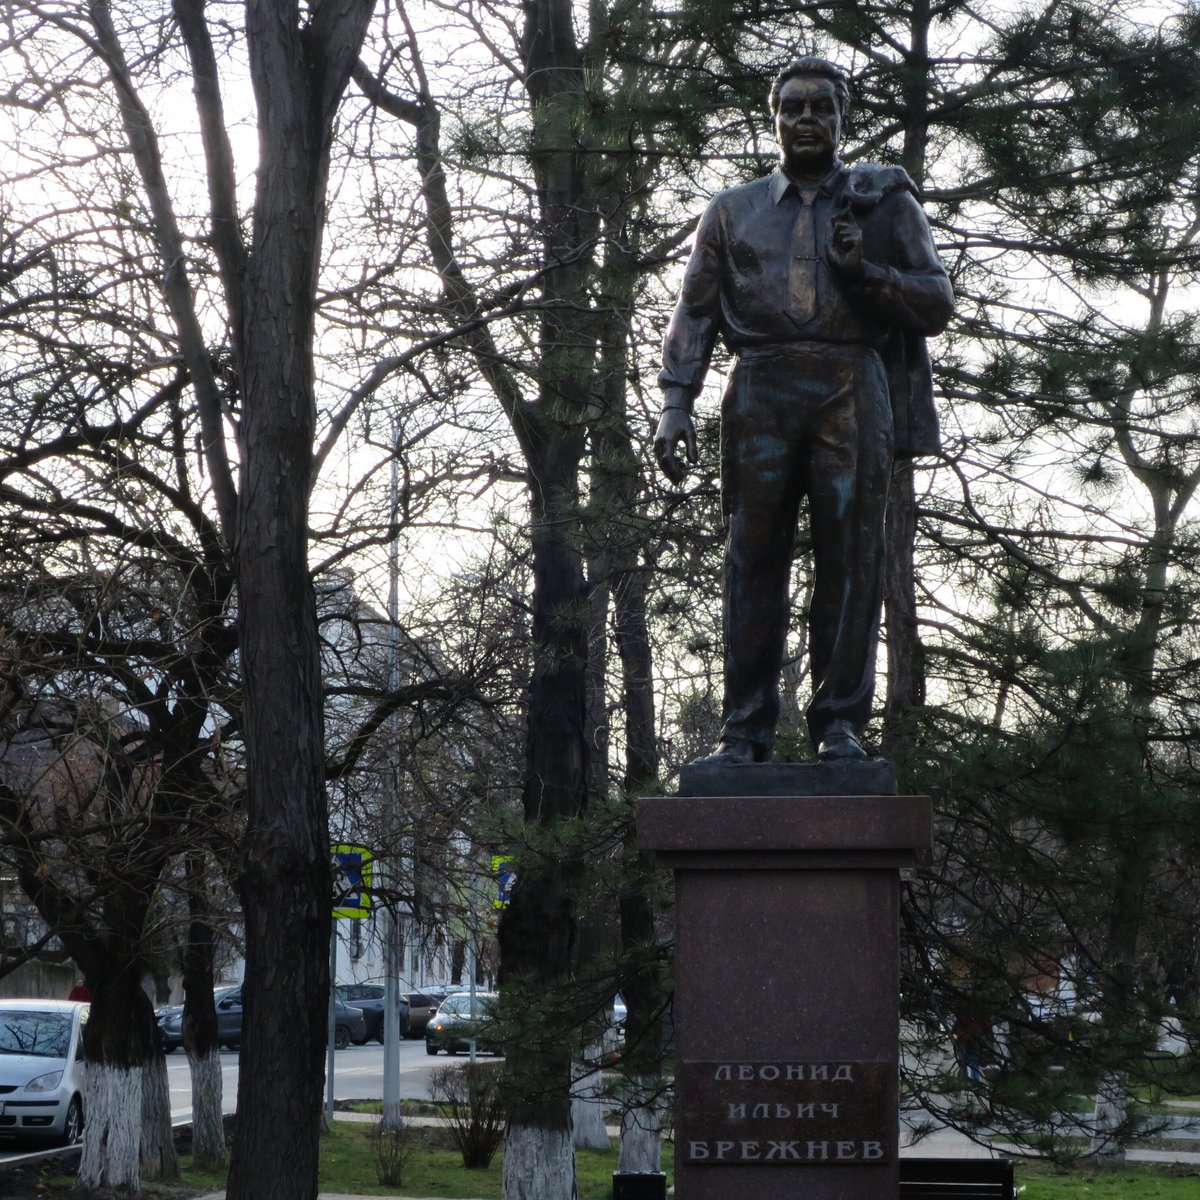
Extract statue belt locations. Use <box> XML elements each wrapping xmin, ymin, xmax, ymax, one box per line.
<box><xmin>735</xmin><ymin>339</ymin><xmax>883</xmax><ymax>363</ymax></box>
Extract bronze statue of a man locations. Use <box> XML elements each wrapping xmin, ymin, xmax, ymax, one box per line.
<box><xmin>654</xmin><ymin>57</ymin><xmax>954</xmax><ymax>766</ymax></box>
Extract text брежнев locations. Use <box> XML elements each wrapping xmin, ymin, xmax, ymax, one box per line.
<box><xmin>675</xmin><ymin>1061</ymin><xmax>893</xmax><ymax>1167</ymax></box>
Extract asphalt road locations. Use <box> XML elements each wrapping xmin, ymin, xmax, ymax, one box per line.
<box><xmin>167</xmin><ymin>1036</ymin><xmax>460</xmax><ymax>1120</ymax></box>
<box><xmin>0</xmin><ymin>1036</ymin><xmax>457</xmax><ymax>1166</ymax></box>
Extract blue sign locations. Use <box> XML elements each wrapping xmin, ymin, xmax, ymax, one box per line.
<box><xmin>492</xmin><ymin>856</ymin><xmax>514</xmax><ymax>909</ymax></box>
<box><xmin>331</xmin><ymin>844</ymin><xmax>373</xmax><ymax>918</ymax></box>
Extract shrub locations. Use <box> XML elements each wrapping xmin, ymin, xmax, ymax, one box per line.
<box><xmin>429</xmin><ymin>1060</ymin><xmax>506</xmax><ymax>1169</ymax></box>
<box><xmin>369</xmin><ymin>1117</ymin><xmax>414</xmax><ymax>1186</ymax></box>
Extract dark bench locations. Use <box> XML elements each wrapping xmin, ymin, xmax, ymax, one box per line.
<box><xmin>899</xmin><ymin>1157</ymin><xmax>1016</xmax><ymax>1199</ymax></box>
<box><xmin>611</xmin><ymin>1172</ymin><xmax>666</xmax><ymax>1200</ymax></box>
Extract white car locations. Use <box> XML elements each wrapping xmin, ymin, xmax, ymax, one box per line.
<box><xmin>0</xmin><ymin>999</ymin><xmax>88</xmax><ymax>1145</ymax></box>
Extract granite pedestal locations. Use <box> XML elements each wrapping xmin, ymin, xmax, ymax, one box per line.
<box><xmin>638</xmin><ymin>762</ymin><xmax>930</xmax><ymax>1200</ymax></box>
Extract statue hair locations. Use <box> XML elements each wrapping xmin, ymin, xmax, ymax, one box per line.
<box><xmin>768</xmin><ymin>57</ymin><xmax>851</xmax><ymax>119</ymax></box>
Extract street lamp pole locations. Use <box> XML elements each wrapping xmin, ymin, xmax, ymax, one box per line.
<box><xmin>381</xmin><ymin>419</ymin><xmax>403</xmax><ymax>1130</ymax></box>
<box><xmin>468</xmin><ymin>871</ymin><xmax>478</xmax><ymax>1065</ymax></box>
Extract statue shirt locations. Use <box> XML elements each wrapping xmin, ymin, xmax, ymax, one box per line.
<box><xmin>659</xmin><ymin>162</ymin><xmax>953</xmax><ymax>456</ymax></box>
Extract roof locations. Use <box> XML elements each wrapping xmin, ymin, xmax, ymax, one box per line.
<box><xmin>0</xmin><ymin>998</ymin><xmax>88</xmax><ymax>1012</ymax></box>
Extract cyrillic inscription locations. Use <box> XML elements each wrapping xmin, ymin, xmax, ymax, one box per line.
<box><xmin>677</xmin><ymin>1060</ymin><xmax>892</xmax><ymax>1167</ymax></box>
<box><xmin>685</xmin><ymin>1139</ymin><xmax>885</xmax><ymax>1163</ymax></box>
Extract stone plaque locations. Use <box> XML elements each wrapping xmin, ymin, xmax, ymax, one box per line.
<box><xmin>676</xmin><ymin>1060</ymin><xmax>891</xmax><ymax>1167</ymax></box>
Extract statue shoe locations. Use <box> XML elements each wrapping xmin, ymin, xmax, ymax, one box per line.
<box><xmin>690</xmin><ymin>738</ymin><xmax>760</xmax><ymax>767</ymax></box>
<box><xmin>816</xmin><ymin>723</ymin><xmax>867</xmax><ymax>763</ymax></box>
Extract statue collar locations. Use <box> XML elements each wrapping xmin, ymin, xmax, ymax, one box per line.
<box><xmin>770</xmin><ymin>161</ymin><xmax>848</xmax><ymax>205</ymax></box>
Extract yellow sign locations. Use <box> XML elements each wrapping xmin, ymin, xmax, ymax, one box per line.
<box><xmin>491</xmin><ymin>856</ymin><xmax>514</xmax><ymax>909</ymax></box>
<box><xmin>331</xmin><ymin>844</ymin><xmax>373</xmax><ymax>918</ymax></box>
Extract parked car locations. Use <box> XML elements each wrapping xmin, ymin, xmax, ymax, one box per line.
<box><xmin>0</xmin><ymin>999</ymin><xmax>88</xmax><ymax>1145</ymax></box>
<box><xmin>157</xmin><ymin>985</ymin><xmax>366</xmax><ymax>1050</ymax></box>
<box><xmin>425</xmin><ymin>990</ymin><xmax>501</xmax><ymax>1056</ymax></box>
<box><xmin>156</xmin><ymin>984</ymin><xmax>240</xmax><ymax>1052</ymax></box>
<box><xmin>154</xmin><ymin>1001</ymin><xmax>184</xmax><ymax>1053</ymax></box>
<box><xmin>402</xmin><ymin>988</ymin><xmax>448</xmax><ymax>1038</ymax></box>
<box><xmin>334</xmin><ymin>983</ymin><xmax>410</xmax><ymax>1043</ymax></box>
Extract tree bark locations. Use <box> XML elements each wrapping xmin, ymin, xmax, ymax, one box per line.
<box><xmin>76</xmin><ymin>950</ymin><xmax>158</xmax><ymax>1192</ymax></box>
<box><xmin>79</xmin><ymin>1064</ymin><xmax>144</xmax><ymax>1194</ymax></box>
<box><xmin>182</xmin><ymin>852</ymin><xmax>224</xmax><ymax>1171</ymax></box>
<box><xmin>570</xmin><ymin>1043</ymin><xmax>611</xmax><ymax>1150</ymax></box>
<box><xmin>140</xmin><ymin>1047</ymin><xmax>179</xmax><ymax>1181</ymax></box>
<box><xmin>3</xmin><ymin>730</ymin><xmax>202</xmax><ymax>1191</ymax></box>
<box><xmin>883</xmin><ymin>459</ymin><xmax>926</xmax><ymax>753</ymax></box>
<box><xmin>353</xmin><ymin>28</ymin><xmax>591</xmax><ymax>1187</ymax></box>
<box><xmin>494</xmin><ymin>3</ymin><xmax>600</xmax><ymax>1195</ymax></box>
<box><xmin>502</xmin><ymin>1123</ymin><xmax>578</xmax><ymax>1200</ymax></box>
<box><xmin>227</xmin><ymin>4</ymin><xmax>375</xmax><ymax>1198</ymax></box>
<box><xmin>617</xmin><ymin>1075</ymin><xmax>662</xmax><ymax>1173</ymax></box>
<box><xmin>584</xmin><ymin>182</ymin><xmax>668</xmax><ymax>1178</ymax></box>
<box><xmin>13</xmin><ymin>851</ymin><xmax>162</xmax><ymax>1193</ymax></box>
<box><xmin>187</xmin><ymin>1048</ymin><xmax>226</xmax><ymax>1172</ymax></box>
<box><xmin>883</xmin><ymin>1</ymin><xmax>933</xmax><ymax>755</ymax></box>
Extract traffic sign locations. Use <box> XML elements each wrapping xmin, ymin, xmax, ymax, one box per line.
<box><xmin>491</xmin><ymin>855</ymin><xmax>514</xmax><ymax>909</ymax></box>
<box><xmin>331</xmin><ymin>844</ymin><xmax>374</xmax><ymax>918</ymax></box>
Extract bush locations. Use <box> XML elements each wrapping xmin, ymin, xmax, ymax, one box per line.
<box><xmin>429</xmin><ymin>1060</ymin><xmax>506</xmax><ymax>1169</ymax></box>
<box><xmin>368</xmin><ymin>1117</ymin><xmax>414</xmax><ymax>1187</ymax></box>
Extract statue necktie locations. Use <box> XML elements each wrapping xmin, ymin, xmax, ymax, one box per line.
<box><xmin>788</xmin><ymin>188</ymin><xmax>819</xmax><ymax>329</ymax></box>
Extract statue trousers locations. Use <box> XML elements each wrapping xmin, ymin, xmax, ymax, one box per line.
<box><xmin>718</xmin><ymin>342</ymin><xmax>893</xmax><ymax>754</ymax></box>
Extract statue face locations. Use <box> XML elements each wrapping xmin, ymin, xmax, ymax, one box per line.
<box><xmin>775</xmin><ymin>76</ymin><xmax>841</xmax><ymax>176</ymax></box>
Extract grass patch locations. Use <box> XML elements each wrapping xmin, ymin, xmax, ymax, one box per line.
<box><xmin>168</xmin><ymin>1121</ymin><xmax>672</xmax><ymax>1199</ymax></box>
<box><xmin>348</xmin><ymin>1099</ymin><xmax>442</xmax><ymax>1116</ymax></box>
<box><xmin>173</xmin><ymin>1159</ymin><xmax>228</xmax><ymax>1192</ymax></box>
<box><xmin>318</xmin><ymin>1123</ymin><xmax>670</xmax><ymax>1199</ymax></box>
<box><xmin>29</xmin><ymin>1127</ymin><xmax>1200</xmax><ymax>1200</ymax></box>
<box><xmin>164</xmin><ymin>1133</ymin><xmax>1200</xmax><ymax>1200</ymax></box>
<box><xmin>1016</xmin><ymin>1160</ymin><xmax>1200</xmax><ymax>1199</ymax></box>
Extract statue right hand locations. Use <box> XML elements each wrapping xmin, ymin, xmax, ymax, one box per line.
<box><xmin>653</xmin><ymin>408</ymin><xmax>698</xmax><ymax>485</ymax></box>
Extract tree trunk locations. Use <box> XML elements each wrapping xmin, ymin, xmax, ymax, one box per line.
<box><xmin>615</xmin><ymin>864</ymin><xmax>665</xmax><ymax>1174</ymax></box>
<box><xmin>883</xmin><ymin>460</ymin><xmax>926</xmax><ymax>753</ymax></box>
<box><xmin>12</xmin><ymin>858</ymin><xmax>170</xmax><ymax>1192</ymax></box>
<box><xmin>584</xmin><ymin>576</ymin><xmax>612</xmax><ymax>800</ymax></box>
<box><xmin>587</xmin><ymin>188</ymin><xmax>667</xmax><ymax>1178</ymax></box>
<box><xmin>226</xmin><ymin>5</ymin><xmax>375</xmax><ymax>1198</ymax></box>
<box><xmin>356</xmin><ymin>25</ymin><xmax>591</xmax><ymax>1190</ymax></box>
<box><xmin>496</xmin><ymin>2</ymin><xmax>599</xmax><ymax>1194</ymax></box>
<box><xmin>76</xmin><ymin>938</ymin><xmax>159</xmax><ymax>1193</ymax></box>
<box><xmin>140</xmin><ymin>1047</ymin><xmax>179</xmax><ymax>1180</ymax></box>
<box><xmin>1090</xmin><ymin>1073</ymin><xmax>1129</xmax><ymax>1163</ymax></box>
<box><xmin>570</xmin><ymin>1044</ymin><xmax>611</xmax><ymax>1150</ymax></box>
<box><xmin>617</xmin><ymin>1075</ymin><xmax>662</xmax><ymax>1174</ymax></box>
<box><xmin>79</xmin><ymin>1064</ymin><xmax>144</xmax><ymax>1194</ymax></box>
<box><xmin>502</xmin><ymin>1122</ymin><xmax>578</xmax><ymax>1200</ymax></box>
<box><xmin>182</xmin><ymin>851</ymin><xmax>225</xmax><ymax>1171</ymax></box>
<box><xmin>883</xmin><ymin>3</ymin><xmax>933</xmax><ymax>755</ymax></box>
<box><xmin>1088</xmin><ymin>342</ymin><xmax>1183</xmax><ymax>1159</ymax></box>
<box><xmin>496</xmin><ymin>457</ymin><xmax>588</xmax><ymax>1195</ymax></box>
<box><xmin>187</xmin><ymin>1047</ymin><xmax>226</xmax><ymax>1171</ymax></box>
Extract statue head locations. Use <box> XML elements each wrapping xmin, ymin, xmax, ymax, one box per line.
<box><xmin>769</xmin><ymin>57</ymin><xmax>850</xmax><ymax>178</ymax></box>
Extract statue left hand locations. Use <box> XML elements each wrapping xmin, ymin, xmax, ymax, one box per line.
<box><xmin>654</xmin><ymin>408</ymin><xmax>698</xmax><ymax>485</ymax></box>
<box><xmin>828</xmin><ymin>214</ymin><xmax>864</xmax><ymax>279</ymax></box>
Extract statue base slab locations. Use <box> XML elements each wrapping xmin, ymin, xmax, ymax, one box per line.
<box><xmin>638</xmin><ymin>790</ymin><xmax>931</xmax><ymax>1199</ymax></box>
<box><xmin>679</xmin><ymin>757</ymin><xmax>897</xmax><ymax>797</ymax></box>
